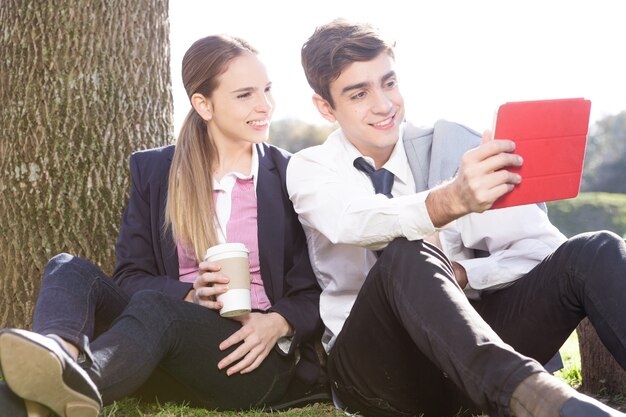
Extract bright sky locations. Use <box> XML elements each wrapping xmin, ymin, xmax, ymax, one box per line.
<box><xmin>169</xmin><ymin>0</ymin><xmax>626</xmax><ymax>134</ymax></box>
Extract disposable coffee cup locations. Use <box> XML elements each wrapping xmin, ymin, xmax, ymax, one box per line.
<box><xmin>204</xmin><ymin>243</ymin><xmax>251</xmax><ymax>317</ymax></box>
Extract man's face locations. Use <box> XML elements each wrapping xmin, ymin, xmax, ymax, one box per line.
<box><xmin>319</xmin><ymin>52</ymin><xmax>405</xmax><ymax>163</ymax></box>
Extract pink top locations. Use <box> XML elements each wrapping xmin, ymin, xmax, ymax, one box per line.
<box><xmin>177</xmin><ymin>177</ymin><xmax>272</xmax><ymax>311</ymax></box>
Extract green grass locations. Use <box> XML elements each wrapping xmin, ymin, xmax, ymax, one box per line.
<box><xmin>102</xmin><ymin>400</ymin><xmax>343</xmax><ymax>417</ymax></box>
<box><xmin>547</xmin><ymin>192</ymin><xmax>626</xmax><ymax>238</ymax></box>
<box><xmin>555</xmin><ymin>331</ymin><xmax>582</xmax><ymax>388</ymax></box>
<box><xmin>1</xmin><ymin>334</ymin><xmax>585</xmax><ymax>416</ymax></box>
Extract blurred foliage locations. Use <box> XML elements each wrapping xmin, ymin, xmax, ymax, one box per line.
<box><xmin>547</xmin><ymin>192</ymin><xmax>626</xmax><ymax>238</ymax></box>
<box><xmin>269</xmin><ymin>119</ymin><xmax>337</xmax><ymax>153</ymax></box>
<box><xmin>581</xmin><ymin>111</ymin><xmax>626</xmax><ymax>193</ymax></box>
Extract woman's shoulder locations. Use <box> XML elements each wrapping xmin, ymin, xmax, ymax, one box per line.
<box><xmin>130</xmin><ymin>144</ymin><xmax>176</xmax><ymax>166</ymax></box>
<box><xmin>258</xmin><ymin>142</ymin><xmax>292</xmax><ymax>171</ymax></box>
<box><xmin>261</xmin><ymin>142</ymin><xmax>291</xmax><ymax>158</ymax></box>
<box><xmin>128</xmin><ymin>144</ymin><xmax>175</xmax><ymax>187</ymax></box>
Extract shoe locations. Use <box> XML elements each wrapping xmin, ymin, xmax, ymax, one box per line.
<box><xmin>268</xmin><ymin>378</ymin><xmax>332</xmax><ymax>411</ymax></box>
<box><xmin>0</xmin><ymin>329</ymin><xmax>101</xmax><ymax>417</ymax></box>
<box><xmin>24</xmin><ymin>400</ymin><xmax>53</xmax><ymax>417</ymax></box>
<box><xmin>560</xmin><ymin>396</ymin><xmax>625</xmax><ymax>417</ymax></box>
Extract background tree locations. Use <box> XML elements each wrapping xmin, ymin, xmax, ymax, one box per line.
<box><xmin>269</xmin><ymin>118</ymin><xmax>335</xmax><ymax>153</ymax></box>
<box><xmin>0</xmin><ymin>1</ymin><xmax>172</xmax><ymax>328</ymax></box>
<box><xmin>581</xmin><ymin>111</ymin><xmax>626</xmax><ymax>193</ymax></box>
<box><xmin>578</xmin><ymin>319</ymin><xmax>626</xmax><ymax>396</ymax></box>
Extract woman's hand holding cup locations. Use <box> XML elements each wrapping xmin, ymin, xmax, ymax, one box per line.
<box><xmin>185</xmin><ymin>261</ymin><xmax>230</xmax><ymax>310</ymax></box>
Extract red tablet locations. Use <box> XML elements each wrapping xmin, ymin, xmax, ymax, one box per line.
<box><xmin>490</xmin><ymin>98</ymin><xmax>592</xmax><ymax>209</ymax></box>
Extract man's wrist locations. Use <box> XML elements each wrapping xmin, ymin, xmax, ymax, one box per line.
<box><xmin>452</xmin><ymin>262</ymin><xmax>468</xmax><ymax>289</ymax></box>
<box><xmin>426</xmin><ymin>182</ymin><xmax>467</xmax><ymax>227</ymax></box>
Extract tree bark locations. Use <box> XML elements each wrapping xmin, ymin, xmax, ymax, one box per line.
<box><xmin>578</xmin><ymin>319</ymin><xmax>626</xmax><ymax>395</ymax></box>
<box><xmin>0</xmin><ymin>0</ymin><xmax>172</xmax><ymax>328</ymax></box>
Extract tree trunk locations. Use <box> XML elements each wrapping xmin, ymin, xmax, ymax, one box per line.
<box><xmin>578</xmin><ymin>318</ymin><xmax>626</xmax><ymax>395</ymax></box>
<box><xmin>0</xmin><ymin>1</ymin><xmax>172</xmax><ymax>328</ymax></box>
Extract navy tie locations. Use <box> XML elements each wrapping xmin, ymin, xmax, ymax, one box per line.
<box><xmin>353</xmin><ymin>157</ymin><xmax>394</xmax><ymax>198</ymax></box>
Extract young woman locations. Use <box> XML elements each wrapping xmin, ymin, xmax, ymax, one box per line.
<box><xmin>0</xmin><ymin>35</ymin><xmax>325</xmax><ymax>417</ymax></box>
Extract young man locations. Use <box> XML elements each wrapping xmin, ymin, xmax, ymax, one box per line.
<box><xmin>287</xmin><ymin>19</ymin><xmax>626</xmax><ymax>417</ymax></box>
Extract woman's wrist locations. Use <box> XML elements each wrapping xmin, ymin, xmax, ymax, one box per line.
<box><xmin>269</xmin><ymin>312</ymin><xmax>293</xmax><ymax>338</ymax></box>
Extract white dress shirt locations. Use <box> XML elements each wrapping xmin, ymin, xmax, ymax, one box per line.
<box><xmin>287</xmin><ymin>126</ymin><xmax>567</xmax><ymax>352</ymax></box>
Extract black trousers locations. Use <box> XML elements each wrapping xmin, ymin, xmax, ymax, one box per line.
<box><xmin>31</xmin><ymin>254</ymin><xmax>294</xmax><ymax>409</ymax></box>
<box><xmin>328</xmin><ymin>231</ymin><xmax>626</xmax><ymax>417</ymax></box>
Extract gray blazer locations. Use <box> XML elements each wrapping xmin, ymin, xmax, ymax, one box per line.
<box><xmin>402</xmin><ymin>119</ymin><xmax>481</xmax><ymax>192</ymax></box>
<box><xmin>403</xmin><ymin>119</ymin><xmax>546</xmax><ymax>209</ymax></box>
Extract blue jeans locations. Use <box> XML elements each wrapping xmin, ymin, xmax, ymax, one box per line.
<box><xmin>32</xmin><ymin>253</ymin><xmax>294</xmax><ymax>409</ymax></box>
<box><xmin>328</xmin><ymin>231</ymin><xmax>626</xmax><ymax>417</ymax></box>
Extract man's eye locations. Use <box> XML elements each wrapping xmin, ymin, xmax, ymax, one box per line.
<box><xmin>350</xmin><ymin>91</ymin><xmax>366</xmax><ymax>100</ymax></box>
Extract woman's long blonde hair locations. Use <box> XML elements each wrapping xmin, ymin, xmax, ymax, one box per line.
<box><xmin>165</xmin><ymin>35</ymin><xmax>258</xmax><ymax>262</ymax></box>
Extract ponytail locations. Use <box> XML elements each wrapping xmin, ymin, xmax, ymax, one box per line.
<box><xmin>165</xmin><ymin>109</ymin><xmax>219</xmax><ymax>262</ymax></box>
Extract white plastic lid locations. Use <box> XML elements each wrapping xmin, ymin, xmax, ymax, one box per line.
<box><xmin>204</xmin><ymin>242</ymin><xmax>249</xmax><ymax>261</ymax></box>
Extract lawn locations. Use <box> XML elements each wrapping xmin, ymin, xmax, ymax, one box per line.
<box><xmin>99</xmin><ymin>333</ymin><xmax>584</xmax><ymax>416</ymax></box>
<box><xmin>102</xmin><ymin>401</ymin><xmax>344</xmax><ymax>417</ymax></box>
<box><xmin>2</xmin><ymin>332</ymin><xmax>612</xmax><ymax>416</ymax></box>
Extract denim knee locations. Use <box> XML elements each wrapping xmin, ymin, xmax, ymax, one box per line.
<box><xmin>44</xmin><ymin>252</ymin><xmax>76</xmax><ymax>276</ymax></box>
<box><xmin>43</xmin><ymin>252</ymin><xmax>105</xmax><ymax>283</ymax></box>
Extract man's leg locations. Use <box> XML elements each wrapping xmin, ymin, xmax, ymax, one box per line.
<box><xmin>473</xmin><ymin>230</ymin><xmax>626</xmax><ymax>370</ymax></box>
<box><xmin>329</xmin><ymin>238</ymin><xmax>543</xmax><ymax>417</ymax></box>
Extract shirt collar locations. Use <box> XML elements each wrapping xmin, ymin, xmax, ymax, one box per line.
<box><xmin>337</xmin><ymin>121</ymin><xmax>411</xmax><ymax>186</ymax></box>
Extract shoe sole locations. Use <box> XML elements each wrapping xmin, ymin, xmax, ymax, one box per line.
<box><xmin>0</xmin><ymin>332</ymin><xmax>100</xmax><ymax>417</ymax></box>
<box><xmin>25</xmin><ymin>400</ymin><xmax>53</xmax><ymax>417</ymax></box>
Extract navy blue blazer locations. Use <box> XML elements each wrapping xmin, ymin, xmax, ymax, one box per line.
<box><xmin>112</xmin><ymin>143</ymin><xmax>323</xmax><ymax>383</ymax></box>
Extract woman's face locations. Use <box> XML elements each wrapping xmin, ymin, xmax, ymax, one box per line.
<box><xmin>206</xmin><ymin>52</ymin><xmax>275</xmax><ymax>147</ymax></box>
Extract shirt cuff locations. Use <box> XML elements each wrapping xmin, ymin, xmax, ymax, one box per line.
<box><xmin>457</xmin><ymin>257</ymin><xmax>522</xmax><ymax>290</ymax></box>
<box><xmin>398</xmin><ymin>191</ymin><xmax>436</xmax><ymax>240</ymax></box>
<box><xmin>277</xmin><ymin>336</ymin><xmax>293</xmax><ymax>354</ymax></box>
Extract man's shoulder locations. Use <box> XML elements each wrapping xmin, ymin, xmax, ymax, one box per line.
<box><xmin>402</xmin><ymin>120</ymin><xmax>481</xmax><ymax>143</ymax></box>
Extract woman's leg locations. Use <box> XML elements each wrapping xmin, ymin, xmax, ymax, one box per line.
<box><xmin>0</xmin><ymin>253</ymin><xmax>131</xmax><ymax>417</ymax></box>
<box><xmin>87</xmin><ymin>290</ymin><xmax>294</xmax><ymax>410</ymax></box>
<box><xmin>32</xmin><ymin>253</ymin><xmax>130</xmax><ymax>361</ymax></box>
<box><xmin>0</xmin><ymin>382</ymin><xmax>27</xmax><ymax>417</ymax></box>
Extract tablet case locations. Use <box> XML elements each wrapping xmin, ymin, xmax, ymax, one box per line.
<box><xmin>490</xmin><ymin>98</ymin><xmax>592</xmax><ymax>209</ymax></box>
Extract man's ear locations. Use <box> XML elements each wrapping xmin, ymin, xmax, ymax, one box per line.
<box><xmin>191</xmin><ymin>93</ymin><xmax>213</xmax><ymax>121</ymax></box>
<box><xmin>312</xmin><ymin>94</ymin><xmax>336</xmax><ymax>123</ymax></box>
